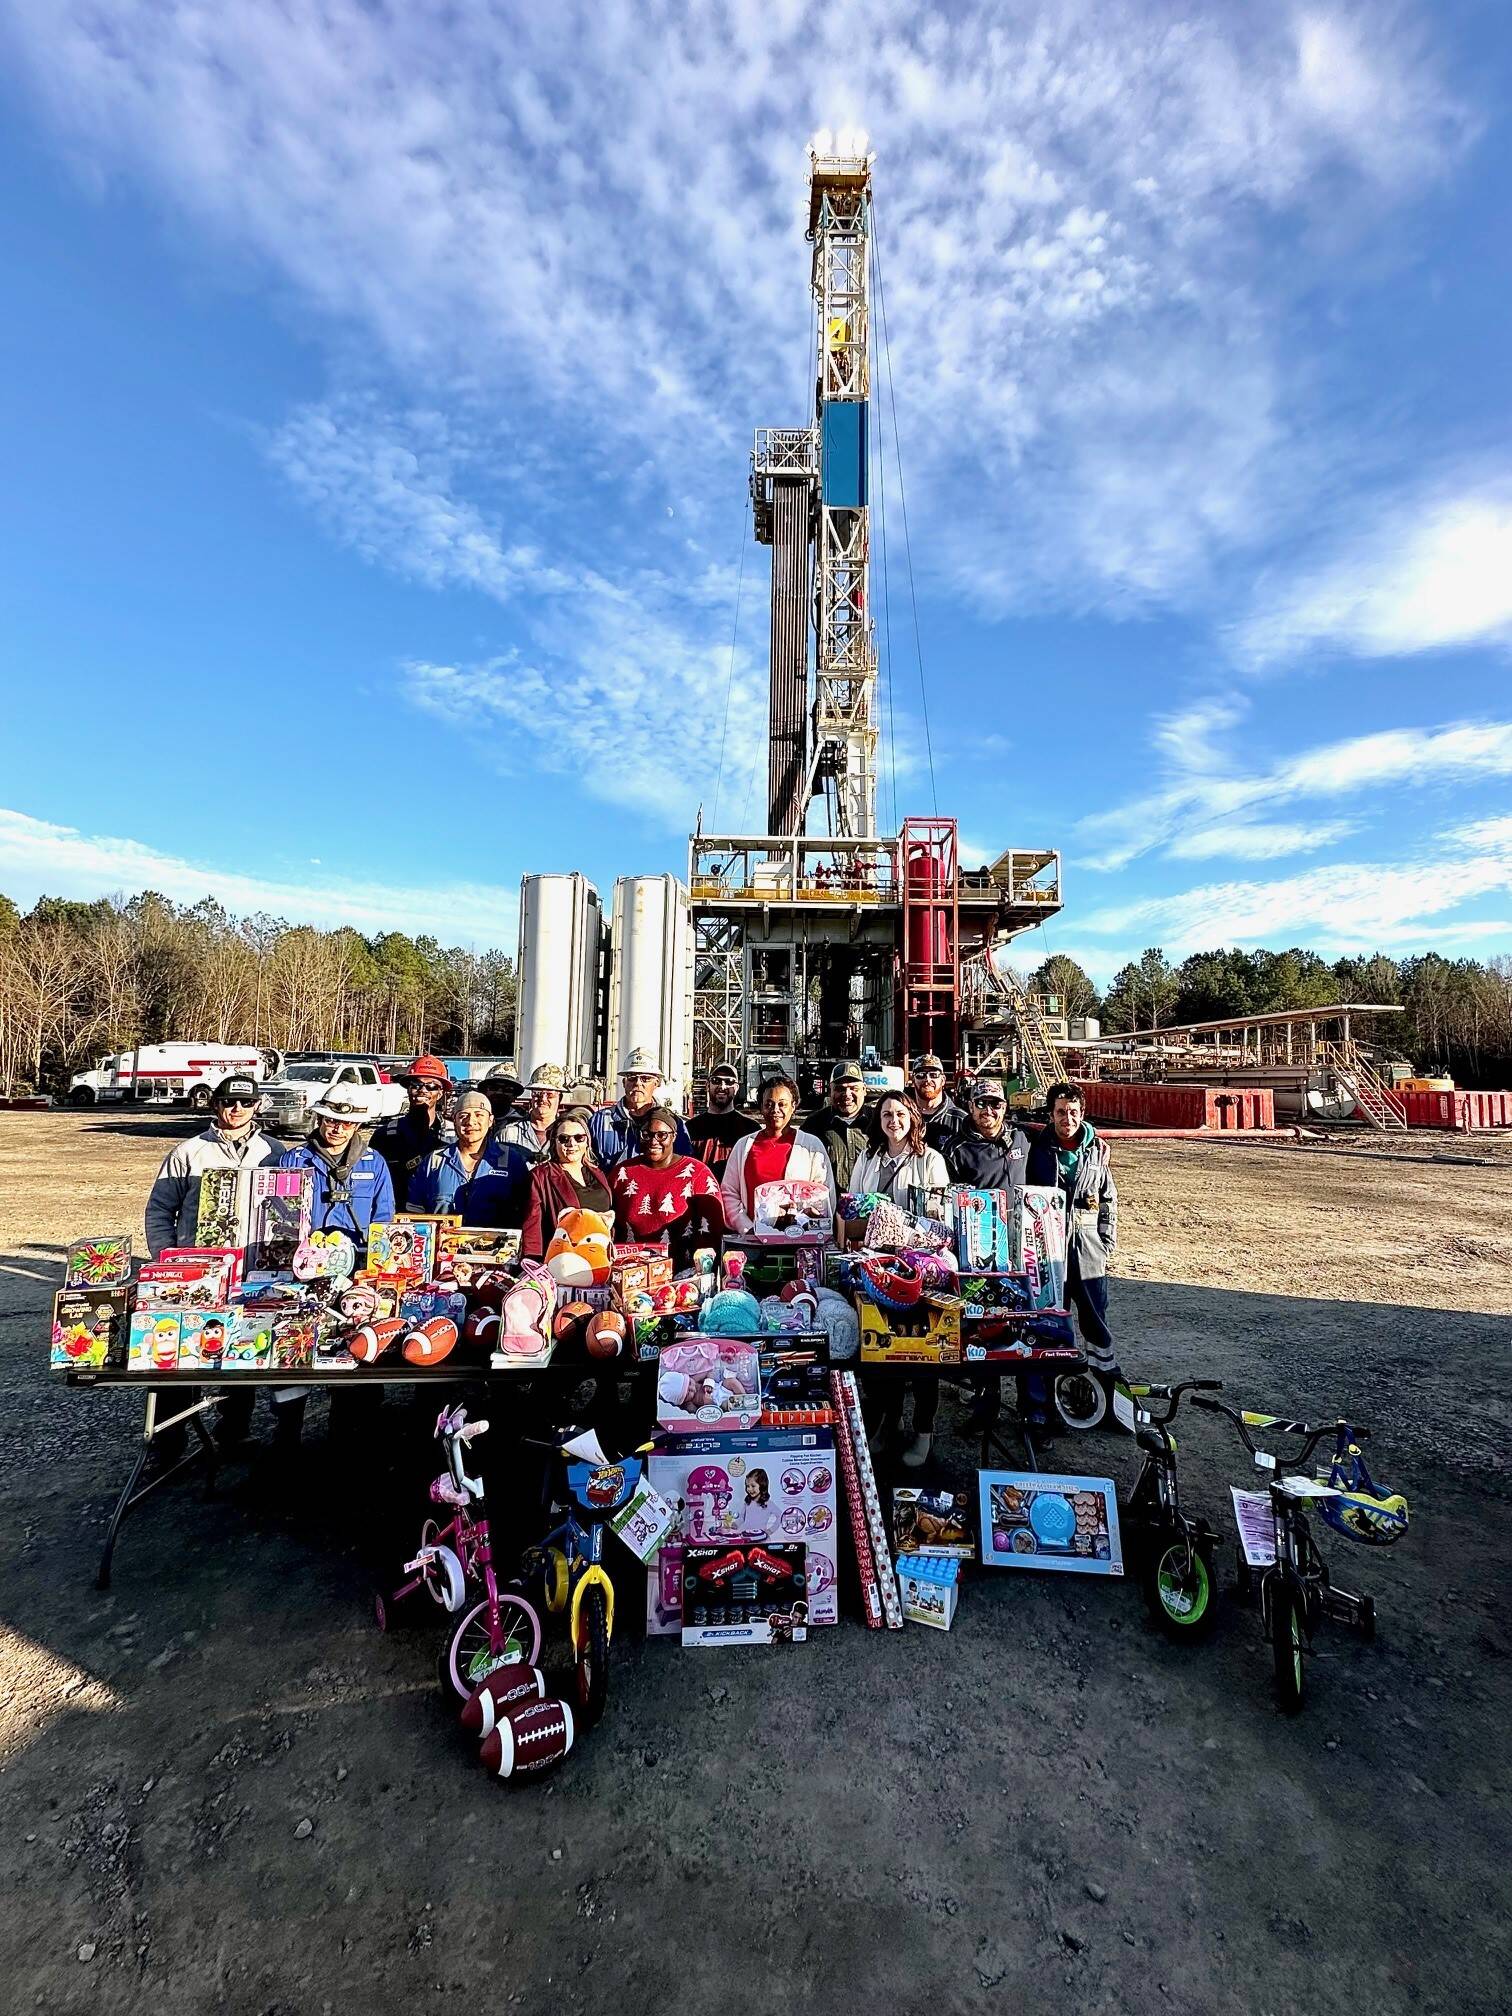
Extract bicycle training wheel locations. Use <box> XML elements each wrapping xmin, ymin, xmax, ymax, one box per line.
<box><xmin>444</xmin><ymin>1592</ymin><xmax>543</xmax><ymax>1701</ymax></box>
<box><xmin>1269</xmin><ymin>1576</ymin><xmax>1306</xmax><ymax>1715</ymax></box>
<box><xmin>574</xmin><ymin>1583</ymin><xmax>611</xmax><ymax>1729</ymax></box>
<box><xmin>1052</xmin><ymin>1370</ymin><xmax>1107</xmax><ymax>1432</ymax></box>
<box><xmin>1144</xmin><ymin>1535</ymin><xmax>1217</xmax><ymax>1641</ymax></box>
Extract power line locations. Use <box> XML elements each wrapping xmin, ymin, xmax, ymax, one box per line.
<box><xmin>871</xmin><ymin>210</ymin><xmax>937</xmax><ymax>816</ymax></box>
<box><xmin>710</xmin><ymin>511</ymin><xmax>750</xmax><ymax>829</ymax></box>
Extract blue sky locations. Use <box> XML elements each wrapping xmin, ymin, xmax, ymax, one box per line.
<box><xmin>1</xmin><ymin>0</ymin><xmax>1509</xmax><ymax>984</ymax></box>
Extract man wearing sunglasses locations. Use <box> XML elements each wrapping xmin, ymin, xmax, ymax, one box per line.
<box><xmin>145</xmin><ymin>1073</ymin><xmax>283</xmax><ymax>1257</ymax></box>
<box><xmin>686</xmin><ymin>1061</ymin><xmax>758</xmax><ymax>1180</ymax></box>
<box><xmin>945</xmin><ymin>1076</ymin><xmax>1029</xmax><ymax>1191</ymax></box>
<box><xmin>588</xmin><ymin>1046</ymin><xmax>693</xmax><ymax>1172</ymax></box>
<box><xmin>908</xmin><ymin>1051</ymin><xmax>965</xmax><ymax>1155</ymax></box>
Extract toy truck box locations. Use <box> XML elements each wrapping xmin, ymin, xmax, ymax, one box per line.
<box><xmin>858</xmin><ymin>1298</ymin><xmax>962</xmax><ymax>1365</ymax></box>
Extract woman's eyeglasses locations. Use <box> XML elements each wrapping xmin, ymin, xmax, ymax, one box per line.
<box><xmin>644</xmin><ymin>1129</ymin><xmax>676</xmax><ymax>1144</ymax></box>
<box><xmin>555</xmin><ymin>1132</ymin><xmax>588</xmax><ymax>1146</ymax></box>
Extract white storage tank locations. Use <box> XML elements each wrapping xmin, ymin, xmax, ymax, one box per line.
<box><xmin>516</xmin><ymin>874</ymin><xmax>604</xmax><ymax>1084</ymax></box>
<box><xmin>1068</xmin><ymin>1016</ymin><xmax>1102</xmax><ymax>1043</ymax></box>
<box><xmin>607</xmin><ymin>875</ymin><xmax>690</xmax><ymax>1103</ymax></box>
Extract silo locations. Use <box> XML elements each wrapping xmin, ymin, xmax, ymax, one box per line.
<box><xmin>606</xmin><ymin>875</ymin><xmax>691</xmax><ymax>1103</ymax></box>
<box><xmin>516</xmin><ymin>874</ymin><xmax>604</xmax><ymax>1085</ymax></box>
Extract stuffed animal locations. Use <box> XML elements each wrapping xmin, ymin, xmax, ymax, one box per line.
<box><xmin>544</xmin><ymin>1209</ymin><xmax>614</xmax><ymax>1288</ymax></box>
<box><xmin>697</xmin><ymin>1287</ymin><xmax>762</xmax><ymax>1335</ymax></box>
<box><xmin>810</xmin><ymin>1284</ymin><xmax>859</xmax><ymax>1361</ymax></box>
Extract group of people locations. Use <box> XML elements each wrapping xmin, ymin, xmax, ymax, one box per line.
<box><xmin>142</xmin><ymin>1043</ymin><xmax>1118</xmax><ymax>1469</ymax></box>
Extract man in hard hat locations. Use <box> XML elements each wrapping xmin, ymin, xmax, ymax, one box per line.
<box><xmin>589</xmin><ymin>1047</ymin><xmax>693</xmax><ymax>1172</ymax></box>
<box><xmin>805</xmin><ymin>1061</ymin><xmax>873</xmax><ymax>1194</ymax></box>
<box><xmin>372</xmin><ymin>1054</ymin><xmax>453</xmax><ymax>1207</ymax></box>
<box><xmin>278</xmin><ymin>1088</ymin><xmax>396</xmax><ymax>1239</ymax></box>
<box><xmin>686</xmin><ymin>1061</ymin><xmax>758</xmax><ymax>1181</ymax></box>
<box><xmin>495</xmin><ymin>1063</ymin><xmax>564</xmax><ymax>1170</ymax></box>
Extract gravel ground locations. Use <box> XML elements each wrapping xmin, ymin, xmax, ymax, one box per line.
<box><xmin>1</xmin><ymin>1110</ymin><xmax>1508</xmax><ymax>2015</ymax></box>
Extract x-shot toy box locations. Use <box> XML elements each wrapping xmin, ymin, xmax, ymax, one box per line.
<box><xmin>858</xmin><ymin>1298</ymin><xmax>962</xmax><ymax>1365</ymax></box>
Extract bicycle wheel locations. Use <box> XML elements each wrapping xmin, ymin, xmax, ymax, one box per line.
<box><xmin>574</xmin><ymin>1583</ymin><xmax>611</xmax><ymax>1729</ymax></box>
<box><xmin>1052</xmin><ymin>1370</ymin><xmax>1106</xmax><ymax>1432</ymax></box>
<box><xmin>1144</xmin><ymin>1534</ymin><xmax>1216</xmax><ymax>1641</ymax></box>
<box><xmin>444</xmin><ymin>1591</ymin><xmax>543</xmax><ymax>1701</ymax></box>
<box><xmin>1269</xmin><ymin>1575</ymin><xmax>1306</xmax><ymax>1715</ymax></box>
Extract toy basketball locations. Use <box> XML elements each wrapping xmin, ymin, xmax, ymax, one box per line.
<box><xmin>402</xmin><ymin>1316</ymin><xmax>458</xmax><ymax>1366</ymax></box>
<box><xmin>479</xmin><ymin>1697</ymin><xmax>576</xmax><ymax>1780</ymax></box>
<box><xmin>553</xmin><ymin>1299</ymin><xmax>595</xmax><ymax>1342</ymax></box>
<box><xmin>586</xmin><ymin>1309</ymin><xmax>625</xmax><ymax>1360</ymax></box>
<box><xmin>350</xmin><ymin>1317</ymin><xmax>405</xmax><ymax>1364</ymax></box>
<box><xmin>460</xmin><ymin>1662</ymin><xmax>547</xmax><ymax>1737</ymax></box>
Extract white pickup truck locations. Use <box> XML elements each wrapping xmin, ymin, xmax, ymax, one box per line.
<box><xmin>256</xmin><ymin>1058</ymin><xmax>409</xmax><ymax>1135</ymax></box>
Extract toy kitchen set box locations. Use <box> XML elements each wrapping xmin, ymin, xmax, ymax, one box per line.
<box><xmin>646</xmin><ymin>1427</ymin><xmax>839</xmax><ymax>1634</ymax></box>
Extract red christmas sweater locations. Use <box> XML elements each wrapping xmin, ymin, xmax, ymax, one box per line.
<box><xmin>610</xmin><ymin>1154</ymin><xmax>726</xmax><ymax>1264</ymax></box>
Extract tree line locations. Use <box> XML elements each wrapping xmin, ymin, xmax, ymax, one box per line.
<box><xmin>0</xmin><ymin>890</ymin><xmax>517</xmax><ymax>1098</ymax></box>
<box><xmin>1029</xmin><ymin>947</ymin><xmax>1512</xmax><ymax>1088</ymax></box>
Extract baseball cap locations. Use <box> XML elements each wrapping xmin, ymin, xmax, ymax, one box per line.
<box><xmin>405</xmin><ymin>1054</ymin><xmax>450</xmax><ymax>1085</ymax></box>
<box><xmin>709</xmin><ymin>1061</ymin><xmax>740</xmax><ymax>1082</ymax></box>
<box><xmin>212</xmin><ymin>1074</ymin><xmax>260</xmax><ymax>1108</ymax></box>
<box><xmin>910</xmin><ymin>1052</ymin><xmax>945</xmax><ymax>1073</ymax></box>
<box><xmin>527</xmin><ymin>1063</ymin><xmax>565</xmax><ymax>1092</ymax></box>
<box><xmin>830</xmin><ymin>1060</ymin><xmax>865</xmax><ymax>1084</ymax></box>
<box><xmin>969</xmin><ymin>1077</ymin><xmax>1007</xmax><ymax>1104</ymax></box>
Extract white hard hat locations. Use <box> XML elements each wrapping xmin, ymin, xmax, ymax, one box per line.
<box><xmin>620</xmin><ymin>1047</ymin><xmax>662</xmax><ymax>1077</ymax></box>
<box><xmin>311</xmin><ymin>1089</ymin><xmax>372</xmax><ymax>1123</ymax></box>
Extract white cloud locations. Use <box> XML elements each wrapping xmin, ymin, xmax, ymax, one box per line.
<box><xmin>1238</xmin><ymin>486</ymin><xmax>1512</xmax><ymax>666</ymax></box>
<box><xmin>1081</xmin><ymin>711</ymin><xmax>1512</xmax><ymax>869</ymax></box>
<box><xmin>1166</xmin><ymin>819</ymin><xmax>1359</xmax><ymax>861</ymax></box>
<box><xmin>0</xmin><ymin>809</ymin><xmax>518</xmax><ymax>949</ymax></box>
<box><xmin>1</xmin><ymin>0</ymin><xmax>1474</xmax><ymax>618</ymax></box>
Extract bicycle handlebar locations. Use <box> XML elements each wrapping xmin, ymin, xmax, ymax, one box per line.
<box><xmin>1128</xmin><ymin>1376</ymin><xmax>1224</xmax><ymax>1424</ymax></box>
<box><xmin>1190</xmin><ymin>1395</ymin><xmax>1362</xmax><ymax>1471</ymax></box>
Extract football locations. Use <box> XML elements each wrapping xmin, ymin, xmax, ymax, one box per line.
<box><xmin>586</xmin><ymin>1309</ymin><xmax>626</xmax><ymax>1360</ymax></box>
<box><xmin>350</xmin><ymin>1317</ymin><xmax>404</xmax><ymax>1364</ymax></box>
<box><xmin>460</xmin><ymin>1662</ymin><xmax>547</xmax><ymax>1737</ymax></box>
<box><xmin>552</xmin><ymin>1299</ymin><xmax>594</xmax><ymax>1344</ymax></box>
<box><xmin>479</xmin><ymin>1697</ymin><xmax>576</xmax><ymax>1780</ymax></box>
<box><xmin>402</xmin><ymin>1316</ymin><xmax>458</xmax><ymax>1366</ymax></box>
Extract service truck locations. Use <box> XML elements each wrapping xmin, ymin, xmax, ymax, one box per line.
<box><xmin>68</xmin><ymin>1044</ymin><xmax>282</xmax><ymax>1112</ymax></box>
<box><xmin>256</xmin><ymin>1057</ymin><xmax>409</xmax><ymax>1135</ymax></box>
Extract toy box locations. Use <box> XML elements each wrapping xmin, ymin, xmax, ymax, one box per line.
<box><xmin>271</xmin><ymin>1309</ymin><xmax>319</xmax><ymax>1370</ymax></box>
<box><xmin>897</xmin><ymin>1554</ymin><xmax>960</xmax><ymax>1630</ymax></box>
<box><xmin>681</xmin><ymin>1540</ymin><xmax>808</xmax><ymax>1645</ymax></box>
<box><xmin>366</xmin><ymin>1216</ymin><xmax>439</xmax><ymax>1284</ymax></box>
<box><xmin>51</xmin><ymin>1287</ymin><xmax>129</xmax><ymax>1370</ymax></box>
<box><xmin>1012</xmin><ymin>1187</ymin><xmax>1067</xmax><ymax>1308</ymax></box>
<box><xmin>436</xmin><ymin>1224</ymin><xmax>520</xmax><ymax>1285</ymax></box>
<box><xmin>225</xmin><ymin>1306</ymin><xmax>275</xmax><ymax>1368</ymax></box>
<box><xmin>128</xmin><ymin>1310</ymin><xmax>184</xmax><ymax>1372</ymax></box>
<box><xmin>246</xmin><ymin>1169</ymin><xmax>313</xmax><ymax>1278</ymax></box>
<box><xmin>978</xmin><ymin>1471</ymin><xmax>1123</xmax><ymax>1575</ymax></box>
<box><xmin>178</xmin><ymin>1307</ymin><xmax>234</xmax><ymax>1373</ymax></box>
<box><xmin>632</xmin><ymin>1312</ymin><xmax>700</xmax><ymax>1362</ymax></box>
<box><xmin>751</xmin><ymin>1179</ymin><xmax>832</xmax><ymax>1242</ymax></box>
<box><xmin>721</xmin><ymin>1236</ymin><xmax>824</xmax><ymax>1298</ymax></box>
<box><xmin>655</xmin><ymin>1339</ymin><xmax>761</xmax><ymax>1432</ymax></box>
<box><xmin>647</xmin><ymin>1428</ymin><xmax>839</xmax><ymax>1628</ymax></box>
<box><xmin>858</xmin><ymin>1298</ymin><xmax>962</xmax><ymax>1365</ymax></box>
<box><xmin>957</xmin><ymin>1271</ymin><xmax>1034</xmax><ymax>1313</ymax></box>
<box><xmin>64</xmin><ymin>1235</ymin><xmax>133</xmax><ymax>1290</ymax></box>
<box><xmin>611</xmin><ymin>1250</ymin><xmax>674</xmax><ymax>1316</ymax></box>
<box><xmin>194</xmin><ymin>1169</ymin><xmax>246</xmax><ymax>1253</ymax></box>
<box><xmin>162</xmin><ymin>1246</ymin><xmax>241</xmax><ymax>1298</ymax></box>
<box><xmin>292</xmin><ymin>1230</ymin><xmax>356</xmax><ymax>1283</ymax></box>
<box><xmin>892</xmin><ymin>1486</ymin><xmax>975</xmax><ymax>1559</ymax></box>
<box><xmin>399</xmin><ymin>1285</ymin><xmax>467</xmax><ymax>1328</ymax></box>
<box><xmin>961</xmin><ymin>1308</ymin><xmax>1080</xmax><ymax>1364</ymax></box>
<box><xmin>947</xmin><ymin>1187</ymin><xmax>1014</xmax><ymax>1270</ymax></box>
<box><xmin>647</xmin><ymin>1542</ymin><xmax>684</xmax><ymax>1635</ymax></box>
<box><xmin>136</xmin><ymin>1251</ymin><xmax>238</xmax><ymax>1310</ymax></box>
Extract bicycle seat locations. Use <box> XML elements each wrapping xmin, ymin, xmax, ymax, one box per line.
<box><xmin>1135</xmin><ymin>1425</ymin><xmax>1167</xmax><ymax>1456</ymax></box>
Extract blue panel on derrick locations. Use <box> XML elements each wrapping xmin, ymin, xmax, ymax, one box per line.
<box><xmin>821</xmin><ymin>401</ymin><xmax>868</xmax><ymax>507</ymax></box>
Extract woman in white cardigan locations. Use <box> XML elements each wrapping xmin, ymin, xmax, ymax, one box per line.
<box><xmin>720</xmin><ymin>1075</ymin><xmax>837</xmax><ymax>1236</ymax></box>
<box><xmin>852</xmin><ymin>1092</ymin><xmax>950</xmax><ymax>1469</ymax></box>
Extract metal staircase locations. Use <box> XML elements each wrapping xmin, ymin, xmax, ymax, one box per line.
<box><xmin>979</xmin><ymin>956</ymin><xmax>1067</xmax><ymax>1095</ymax></box>
<box><xmin>1325</xmin><ymin>1041</ymin><xmax>1407</xmax><ymax>1130</ymax></box>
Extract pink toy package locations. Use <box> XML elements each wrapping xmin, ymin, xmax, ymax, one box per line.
<box><xmin>655</xmin><ymin>1339</ymin><xmax>761</xmax><ymax>1433</ymax></box>
<box><xmin>646</xmin><ymin>1428</ymin><xmax>839</xmax><ymax>1629</ymax></box>
<box><xmin>751</xmin><ymin>1179</ymin><xmax>833</xmax><ymax>1242</ymax></box>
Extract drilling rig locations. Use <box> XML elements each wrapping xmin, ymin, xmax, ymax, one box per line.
<box><xmin>688</xmin><ymin>138</ymin><xmax>1064</xmax><ymax>1097</ymax></box>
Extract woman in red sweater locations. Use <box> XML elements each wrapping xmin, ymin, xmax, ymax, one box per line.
<box><xmin>520</xmin><ymin>1111</ymin><xmax>614</xmax><ymax>1260</ymax></box>
<box><xmin>610</xmin><ymin>1106</ymin><xmax>725</xmax><ymax>1268</ymax></box>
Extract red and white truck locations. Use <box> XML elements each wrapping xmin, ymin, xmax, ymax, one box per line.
<box><xmin>68</xmin><ymin>1044</ymin><xmax>283</xmax><ymax>1113</ymax></box>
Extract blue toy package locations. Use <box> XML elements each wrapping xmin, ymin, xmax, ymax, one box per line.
<box><xmin>896</xmin><ymin>1554</ymin><xmax>961</xmax><ymax>1630</ymax></box>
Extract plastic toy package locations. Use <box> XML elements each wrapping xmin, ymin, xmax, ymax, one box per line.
<box><xmin>246</xmin><ymin>1169</ymin><xmax>313</xmax><ymax>1279</ymax></box>
<box><xmin>128</xmin><ymin>1311</ymin><xmax>184</xmax><ymax>1372</ymax></box>
<box><xmin>1012</xmin><ymin>1188</ymin><xmax>1067</xmax><ymax>1309</ymax></box>
<box><xmin>366</xmin><ymin>1216</ymin><xmax>439</xmax><ymax>1285</ymax></box>
<box><xmin>751</xmin><ymin>1179</ymin><xmax>833</xmax><ymax>1242</ymax></box>
<box><xmin>892</xmin><ymin>1486</ymin><xmax>975</xmax><ymax>1559</ymax></box>
<box><xmin>896</xmin><ymin>1555</ymin><xmax>961</xmax><ymax>1630</ymax></box>
<box><xmin>680</xmin><ymin>1539</ymin><xmax>808</xmax><ymax>1646</ymax></box>
<box><xmin>655</xmin><ymin>1339</ymin><xmax>761</xmax><ymax>1432</ymax></box>
<box><xmin>51</xmin><ymin>1287</ymin><xmax>130</xmax><ymax>1370</ymax></box>
<box><xmin>194</xmin><ymin>1169</ymin><xmax>246</xmax><ymax>1254</ymax></box>
<box><xmin>64</xmin><ymin>1235</ymin><xmax>133</xmax><ymax>1290</ymax></box>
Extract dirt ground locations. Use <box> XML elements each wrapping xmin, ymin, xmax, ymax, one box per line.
<box><xmin>1</xmin><ymin>1110</ymin><xmax>1508</xmax><ymax>2015</ymax></box>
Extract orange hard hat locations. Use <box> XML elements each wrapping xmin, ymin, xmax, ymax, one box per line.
<box><xmin>407</xmin><ymin>1054</ymin><xmax>450</xmax><ymax>1084</ymax></box>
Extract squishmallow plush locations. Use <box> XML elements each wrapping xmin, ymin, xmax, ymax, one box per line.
<box><xmin>544</xmin><ymin>1209</ymin><xmax>614</xmax><ymax>1288</ymax></box>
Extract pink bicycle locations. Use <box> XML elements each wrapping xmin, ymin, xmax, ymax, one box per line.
<box><xmin>375</xmin><ymin>1403</ymin><xmax>543</xmax><ymax>1699</ymax></box>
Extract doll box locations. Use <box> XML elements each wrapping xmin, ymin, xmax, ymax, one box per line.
<box><xmin>858</xmin><ymin>1299</ymin><xmax>962</xmax><ymax>1365</ymax></box>
<box><xmin>897</xmin><ymin>1555</ymin><xmax>960</xmax><ymax>1630</ymax></box>
<box><xmin>655</xmin><ymin>1339</ymin><xmax>761</xmax><ymax>1433</ymax></box>
<box><xmin>647</xmin><ymin>1428</ymin><xmax>838</xmax><ymax>1629</ymax></box>
<box><xmin>51</xmin><ymin>1288</ymin><xmax>129</xmax><ymax>1370</ymax></box>
<box><xmin>751</xmin><ymin>1180</ymin><xmax>833</xmax><ymax>1242</ymax></box>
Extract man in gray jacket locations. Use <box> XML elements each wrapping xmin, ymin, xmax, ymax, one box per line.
<box><xmin>143</xmin><ymin>1074</ymin><xmax>282</xmax><ymax>1451</ymax></box>
<box><xmin>144</xmin><ymin>1075</ymin><xmax>283</xmax><ymax>1255</ymax></box>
